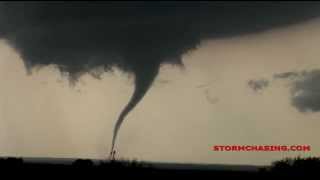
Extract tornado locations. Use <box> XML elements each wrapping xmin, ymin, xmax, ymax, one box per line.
<box><xmin>110</xmin><ymin>63</ymin><xmax>160</xmax><ymax>154</ymax></box>
<box><xmin>1</xmin><ymin>2</ymin><xmax>320</xmax><ymax>158</ymax></box>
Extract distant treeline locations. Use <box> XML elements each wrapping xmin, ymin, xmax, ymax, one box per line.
<box><xmin>0</xmin><ymin>156</ymin><xmax>319</xmax><ymax>177</ymax></box>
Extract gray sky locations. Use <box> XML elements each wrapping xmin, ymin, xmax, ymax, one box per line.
<box><xmin>1</xmin><ymin>18</ymin><xmax>320</xmax><ymax>165</ymax></box>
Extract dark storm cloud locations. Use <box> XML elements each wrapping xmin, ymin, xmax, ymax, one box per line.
<box><xmin>270</xmin><ymin>69</ymin><xmax>320</xmax><ymax>113</ymax></box>
<box><xmin>288</xmin><ymin>70</ymin><xmax>320</xmax><ymax>113</ymax></box>
<box><xmin>248</xmin><ymin>79</ymin><xmax>270</xmax><ymax>92</ymax></box>
<box><xmin>1</xmin><ymin>2</ymin><xmax>320</xmax><ymax>79</ymax></box>
<box><xmin>1</xmin><ymin>2</ymin><xmax>320</xmax><ymax>152</ymax></box>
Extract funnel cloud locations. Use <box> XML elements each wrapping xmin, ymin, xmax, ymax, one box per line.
<box><xmin>0</xmin><ymin>2</ymin><xmax>320</xmax><ymax>154</ymax></box>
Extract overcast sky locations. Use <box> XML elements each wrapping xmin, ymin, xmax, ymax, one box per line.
<box><xmin>1</xmin><ymin>2</ymin><xmax>320</xmax><ymax>166</ymax></box>
<box><xmin>1</xmin><ymin>17</ymin><xmax>320</xmax><ymax>165</ymax></box>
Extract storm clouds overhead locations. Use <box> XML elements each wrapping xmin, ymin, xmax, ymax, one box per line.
<box><xmin>0</xmin><ymin>2</ymin><xmax>320</xmax><ymax>161</ymax></box>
